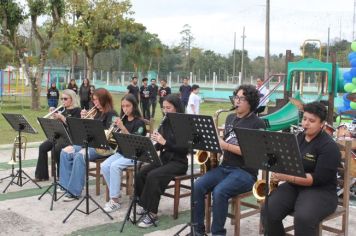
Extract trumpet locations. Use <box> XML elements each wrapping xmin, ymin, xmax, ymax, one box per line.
<box><xmin>8</xmin><ymin>135</ymin><xmax>27</xmax><ymax>165</ymax></box>
<box><xmin>83</xmin><ymin>106</ymin><xmax>98</xmax><ymax>119</ymax></box>
<box><xmin>44</xmin><ymin>105</ymin><xmax>65</xmax><ymax>119</ymax></box>
<box><xmin>252</xmin><ymin>179</ymin><xmax>279</xmax><ymax>202</ymax></box>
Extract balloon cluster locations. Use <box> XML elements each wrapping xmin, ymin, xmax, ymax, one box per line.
<box><xmin>340</xmin><ymin>42</ymin><xmax>356</xmax><ymax>112</ymax></box>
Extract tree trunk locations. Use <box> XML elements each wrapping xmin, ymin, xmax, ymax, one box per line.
<box><xmin>87</xmin><ymin>56</ymin><xmax>94</xmax><ymax>81</ymax></box>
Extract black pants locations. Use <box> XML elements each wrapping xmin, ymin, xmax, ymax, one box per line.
<box><xmin>80</xmin><ymin>100</ymin><xmax>90</xmax><ymax>110</ymax></box>
<box><xmin>141</xmin><ymin>99</ymin><xmax>150</xmax><ymax>120</ymax></box>
<box><xmin>34</xmin><ymin>139</ymin><xmax>64</xmax><ymax>180</ymax></box>
<box><xmin>150</xmin><ymin>99</ymin><xmax>157</xmax><ymax>118</ymax></box>
<box><xmin>135</xmin><ymin>160</ymin><xmax>187</xmax><ymax>214</ymax></box>
<box><xmin>261</xmin><ymin>183</ymin><xmax>337</xmax><ymax>236</ymax></box>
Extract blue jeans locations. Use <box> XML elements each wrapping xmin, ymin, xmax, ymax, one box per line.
<box><xmin>59</xmin><ymin>145</ymin><xmax>102</xmax><ymax>197</ymax></box>
<box><xmin>100</xmin><ymin>153</ymin><xmax>134</xmax><ymax>199</ymax></box>
<box><xmin>194</xmin><ymin>165</ymin><xmax>255</xmax><ymax>236</ymax></box>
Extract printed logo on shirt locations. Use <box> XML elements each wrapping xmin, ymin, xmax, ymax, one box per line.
<box><xmin>136</xmin><ymin>126</ymin><xmax>144</xmax><ymax>135</ymax></box>
<box><xmin>303</xmin><ymin>153</ymin><xmax>316</xmax><ymax>162</ymax></box>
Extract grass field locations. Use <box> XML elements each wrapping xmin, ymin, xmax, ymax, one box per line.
<box><xmin>0</xmin><ymin>93</ymin><xmax>231</xmax><ymax>145</ymax></box>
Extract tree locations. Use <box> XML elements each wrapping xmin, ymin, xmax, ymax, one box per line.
<box><xmin>1</xmin><ymin>0</ymin><xmax>64</xmax><ymax>110</ymax></box>
<box><xmin>180</xmin><ymin>24</ymin><xmax>194</xmax><ymax>73</ymax></box>
<box><xmin>66</xmin><ymin>0</ymin><xmax>132</xmax><ymax>80</ymax></box>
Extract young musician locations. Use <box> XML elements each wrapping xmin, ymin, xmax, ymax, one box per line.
<box><xmin>59</xmin><ymin>88</ymin><xmax>118</xmax><ymax>201</ymax></box>
<box><xmin>101</xmin><ymin>94</ymin><xmax>146</xmax><ymax>213</ymax></box>
<box><xmin>193</xmin><ymin>85</ymin><xmax>266</xmax><ymax>236</ymax></box>
<box><xmin>262</xmin><ymin>102</ymin><xmax>341</xmax><ymax>236</ymax></box>
<box><xmin>35</xmin><ymin>89</ymin><xmax>81</xmax><ymax>181</ymax></box>
<box><xmin>135</xmin><ymin>94</ymin><xmax>187</xmax><ymax>228</ymax></box>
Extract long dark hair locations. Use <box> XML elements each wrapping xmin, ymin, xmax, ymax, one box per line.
<box><xmin>120</xmin><ymin>94</ymin><xmax>142</xmax><ymax>119</ymax></box>
<box><xmin>234</xmin><ymin>84</ymin><xmax>260</xmax><ymax>112</ymax></box>
<box><xmin>93</xmin><ymin>88</ymin><xmax>114</xmax><ymax>114</ymax></box>
<box><xmin>163</xmin><ymin>94</ymin><xmax>184</xmax><ymax>113</ymax></box>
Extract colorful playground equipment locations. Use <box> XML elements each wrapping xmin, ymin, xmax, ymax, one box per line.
<box><xmin>0</xmin><ymin>67</ymin><xmax>26</xmax><ymax>98</ymax></box>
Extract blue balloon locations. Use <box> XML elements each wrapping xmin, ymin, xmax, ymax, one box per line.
<box><xmin>351</xmin><ymin>68</ymin><xmax>356</xmax><ymax>77</ymax></box>
<box><xmin>348</xmin><ymin>52</ymin><xmax>356</xmax><ymax>61</ymax></box>
<box><xmin>351</xmin><ymin>59</ymin><xmax>356</xmax><ymax>67</ymax></box>
<box><xmin>344</xmin><ymin>71</ymin><xmax>352</xmax><ymax>81</ymax></box>
<box><xmin>343</xmin><ymin>93</ymin><xmax>349</xmax><ymax>100</ymax></box>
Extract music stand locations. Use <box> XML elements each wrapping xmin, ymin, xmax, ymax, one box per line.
<box><xmin>166</xmin><ymin>113</ymin><xmax>222</xmax><ymax>236</ymax></box>
<box><xmin>62</xmin><ymin>118</ymin><xmax>113</xmax><ymax>223</ymax></box>
<box><xmin>37</xmin><ymin>118</ymin><xmax>71</xmax><ymax>210</ymax></box>
<box><xmin>112</xmin><ymin>132</ymin><xmax>161</xmax><ymax>233</ymax></box>
<box><xmin>2</xmin><ymin>113</ymin><xmax>40</xmax><ymax>193</ymax></box>
<box><xmin>234</xmin><ymin>128</ymin><xmax>306</xmax><ymax>236</ymax></box>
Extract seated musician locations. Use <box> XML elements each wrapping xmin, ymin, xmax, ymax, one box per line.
<box><xmin>59</xmin><ymin>88</ymin><xmax>118</xmax><ymax>201</ymax></box>
<box><xmin>193</xmin><ymin>84</ymin><xmax>266</xmax><ymax>236</ymax></box>
<box><xmin>35</xmin><ymin>89</ymin><xmax>81</xmax><ymax>182</ymax></box>
<box><xmin>135</xmin><ymin>94</ymin><xmax>188</xmax><ymax>228</ymax></box>
<box><xmin>101</xmin><ymin>94</ymin><xmax>146</xmax><ymax>213</ymax></box>
<box><xmin>262</xmin><ymin>102</ymin><xmax>341</xmax><ymax>236</ymax></box>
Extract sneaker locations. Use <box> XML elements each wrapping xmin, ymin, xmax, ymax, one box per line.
<box><xmin>63</xmin><ymin>194</ymin><xmax>78</xmax><ymax>202</ymax></box>
<box><xmin>56</xmin><ymin>186</ymin><xmax>66</xmax><ymax>193</ymax></box>
<box><xmin>103</xmin><ymin>199</ymin><xmax>121</xmax><ymax>213</ymax></box>
<box><xmin>137</xmin><ymin>213</ymin><xmax>158</xmax><ymax>228</ymax></box>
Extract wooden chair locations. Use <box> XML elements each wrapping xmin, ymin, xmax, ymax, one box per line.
<box><xmin>88</xmin><ymin>157</ymin><xmax>108</xmax><ymax>195</ymax></box>
<box><xmin>163</xmin><ymin>172</ymin><xmax>202</xmax><ymax>219</ymax></box>
<box><xmin>284</xmin><ymin>139</ymin><xmax>352</xmax><ymax>236</ymax></box>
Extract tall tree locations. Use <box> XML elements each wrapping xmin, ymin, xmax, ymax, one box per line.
<box><xmin>180</xmin><ymin>24</ymin><xmax>194</xmax><ymax>74</ymax></box>
<box><xmin>66</xmin><ymin>0</ymin><xmax>132</xmax><ymax>80</ymax></box>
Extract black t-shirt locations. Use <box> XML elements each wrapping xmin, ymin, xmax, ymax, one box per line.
<box><xmin>127</xmin><ymin>84</ymin><xmax>139</xmax><ymax>102</ymax></box>
<box><xmin>94</xmin><ymin>110</ymin><xmax>119</xmax><ymax>129</ymax></box>
<box><xmin>221</xmin><ymin>112</ymin><xmax>266</xmax><ymax>178</ymax></box>
<box><xmin>122</xmin><ymin>117</ymin><xmax>147</xmax><ymax>136</ymax></box>
<box><xmin>179</xmin><ymin>85</ymin><xmax>192</xmax><ymax>103</ymax></box>
<box><xmin>158</xmin><ymin>86</ymin><xmax>171</xmax><ymax>103</ymax></box>
<box><xmin>297</xmin><ymin>131</ymin><xmax>341</xmax><ymax>191</ymax></box>
<box><xmin>140</xmin><ymin>85</ymin><xmax>150</xmax><ymax>101</ymax></box>
<box><xmin>62</xmin><ymin>107</ymin><xmax>81</xmax><ymax>119</ymax></box>
<box><xmin>148</xmin><ymin>84</ymin><xmax>158</xmax><ymax>100</ymax></box>
<box><xmin>47</xmin><ymin>88</ymin><xmax>59</xmax><ymax>99</ymax></box>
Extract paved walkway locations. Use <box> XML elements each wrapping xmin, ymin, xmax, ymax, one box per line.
<box><xmin>0</xmin><ymin>143</ymin><xmax>355</xmax><ymax>235</ymax></box>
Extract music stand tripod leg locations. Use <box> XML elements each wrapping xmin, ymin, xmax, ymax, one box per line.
<box><xmin>62</xmin><ymin>142</ymin><xmax>113</xmax><ymax>223</ymax></box>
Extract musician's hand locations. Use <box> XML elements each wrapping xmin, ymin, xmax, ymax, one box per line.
<box><xmin>52</xmin><ymin>113</ymin><xmax>64</xmax><ymax>121</ymax></box>
<box><xmin>80</xmin><ymin>109</ymin><xmax>87</xmax><ymax>118</ymax></box>
<box><xmin>114</xmin><ymin>117</ymin><xmax>125</xmax><ymax>130</ymax></box>
<box><xmin>152</xmin><ymin>131</ymin><xmax>166</xmax><ymax>145</ymax></box>
<box><xmin>272</xmin><ymin>173</ymin><xmax>290</xmax><ymax>182</ymax></box>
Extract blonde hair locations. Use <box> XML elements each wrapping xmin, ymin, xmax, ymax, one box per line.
<box><xmin>62</xmin><ymin>89</ymin><xmax>80</xmax><ymax>108</ymax></box>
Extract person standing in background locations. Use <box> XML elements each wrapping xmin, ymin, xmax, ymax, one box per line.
<box><xmin>67</xmin><ymin>79</ymin><xmax>78</xmax><ymax>94</ymax></box>
<box><xmin>158</xmin><ymin>79</ymin><xmax>171</xmax><ymax>115</ymax></box>
<box><xmin>88</xmin><ymin>85</ymin><xmax>95</xmax><ymax>109</ymax></box>
<box><xmin>255</xmin><ymin>77</ymin><xmax>269</xmax><ymax>115</ymax></box>
<box><xmin>140</xmin><ymin>77</ymin><xmax>151</xmax><ymax>120</ymax></box>
<box><xmin>186</xmin><ymin>84</ymin><xmax>201</xmax><ymax>115</ymax></box>
<box><xmin>148</xmin><ymin>78</ymin><xmax>158</xmax><ymax>119</ymax></box>
<box><xmin>127</xmin><ymin>76</ymin><xmax>140</xmax><ymax>103</ymax></box>
<box><xmin>47</xmin><ymin>82</ymin><xmax>59</xmax><ymax>108</ymax></box>
<box><xmin>179</xmin><ymin>77</ymin><xmax>192</xmax><ymax>110</ymax></box>
<box><xmin>79</xmin><ymin>78</ymin><xmax>90</xmax><ymax>110</ymax></box>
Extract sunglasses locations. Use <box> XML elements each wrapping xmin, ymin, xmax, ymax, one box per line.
<box><xmin>61</xmin><ymin>97</ymin><xmax>69</xmax><ymax>101</ymax></box>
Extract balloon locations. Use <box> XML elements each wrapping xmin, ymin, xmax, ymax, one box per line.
<box><xmin>352</xmin><ymin>41</ymin><xmax>356</xmax><ymax>52</ymax></box>
<box><xmin>353</xmin><ymin>77</ymin><xmax>356</xmax><ymax>84</ymax></box>
<box><xmin>344</xmin><ymin>83</ymin><xmax>355</xmax><ymax>92</ymax></box>
<box><xmin>351</xmin><ymin>101</ymin><xmax>356</xmax><ymax>109</ymax></box>
<box><xmin>348</xmin><ymin>52</ymin><xmax>356</xmax><ymax>61</ymax></box>
<box><xmin>351</xmin><ymin>68</ymin><xmax>356</xmax><ymax>77</ymax></box>
<box><xmin>351</xmin><ymin>59</ymin><xmax>356</xmax><ymax>67</ymax></box>
<box><xmin>344</xmin><ymin>71</ymin><xmax>352</xmax><ymax>81</ymax></box>
<box><xmin>353</xmin><ymin>89</ymin><xmax>356</xmax><ymax>93</ymax></box>
<box><xmin>336</xmin><ymin>115</ymin><xmax>341</xmax><ymax>125</ymax></box>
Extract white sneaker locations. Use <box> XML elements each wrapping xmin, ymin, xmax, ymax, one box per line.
<box><xmin>137</xmin><ymin>213</ymin><xmax>158</xmax><ymax>228</ymax></box>
<box><xmin>63</xmin><ymin>194</ymin><xmax>79</xmax><ymax>202</ymax></box>
<box><xmin>103</xmin><ymin>199</ymin><xmax>121</xmax><ymax>213</ymax></box>
<box><xmin>56</xmin><ymin>186</ymin><xmax>65</xmax><ymax>193</ymax></box>
<box><xmin>136</xmin><ymin>206</ymin><xmax>146</xmax><ymax>215</ymax></box>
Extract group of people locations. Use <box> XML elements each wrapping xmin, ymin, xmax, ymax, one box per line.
<box><xmin>37</xmin><ymin>80</ymin><xmax>340</xmax><ymax>235</ymax></box>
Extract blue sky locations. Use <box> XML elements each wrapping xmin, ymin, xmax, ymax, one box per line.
<box><xmin>131</xmin><ymin>0</ymin><xmax>355</xmax><ymax>58</ymax></box>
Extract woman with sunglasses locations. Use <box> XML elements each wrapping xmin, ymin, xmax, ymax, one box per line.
<box><xmin>35</xmin><ymin>89</ymin><xmax>81</xmax><ymax>182</ymax></box>
<box><xmin>59</xmin><ymin>88</ymin><xmax>118</xmax><ymax>201</ymax></box>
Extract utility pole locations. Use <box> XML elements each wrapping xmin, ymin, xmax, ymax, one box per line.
<box><xmin>264</xmin><ymin>0</ymin><xmax>270</xmax><ymax>87</ymax></box>
<box><xmin>233</xmin><ymin>32</ymin><xmax>236</xmax><ymax>79</ymax></box>
<box><xmin>71</xmin><ymin>12</ymin><xmax>75</xmax><ymax>80</ymax></box>
<box><xmin>240</xmin><ymin>26</ymin><xmax>246</xmax><ymax>83</ymax></box>
<box><xmin>326</xmin><ymin>27</ymin><xmax>330</xmax><ymax>62</ymax></box>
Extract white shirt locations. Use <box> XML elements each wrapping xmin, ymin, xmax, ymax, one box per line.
<box><xmin>259</xmin><ymin>86</ymin><xmax>269</xmax><ymax>106</ymax></box>
<box><xmin>186</xmin><ymin>93</ymin><xmax>201</xmax><ymax>114</ymax></box>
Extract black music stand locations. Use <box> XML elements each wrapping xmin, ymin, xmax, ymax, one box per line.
<box><xmin>2</xmin><ymin>113</ymin><xmax>40</xmax><ymax>193</ymax></box>
<box><xmin>113</xmin><ymin>133</ymin><xmax>161</xmax><ymax>233</ymax></box>
<box><xmin>62</xmin><ymin>118</ymin><xmax>113</xmax><ymax>223</ymax></box>
<box><xmin>37</xmin><ymin>118</ymin><xmax>71</xmax><ymax>210</ymax></box>
<box><xmin>166</xmin><ymin>113</ymin><xmax>222</xmax><ymax>236</ymax></box>
<box><xmin>234</xmin><ymin>128</ymin><xmax>306</xmax><ymax>236</ymax></box>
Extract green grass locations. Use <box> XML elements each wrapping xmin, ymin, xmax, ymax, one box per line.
<box><xmin>0</xmin><ymin>93</ymin><xmax>230</xmax><ymax>145</ymax></box>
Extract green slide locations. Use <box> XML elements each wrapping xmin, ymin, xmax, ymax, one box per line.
<box><xmin>261</xmin><ymin>93</ymin><xmax>301</xmax><ymax>131</ymax></box>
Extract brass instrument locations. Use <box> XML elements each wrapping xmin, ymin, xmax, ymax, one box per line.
<box><xmin>43</xmin><ymin>105</ymin><xmax>65</xmax><ymax>119</ymax></box>
<box><xmin>252</xmin><ymin>179</ymin><xmax>279</xmax><ymax>201</ymax></box>
<box><xmin>194</xmin><ymin>150</ymin><xmax>210</xmax><ymax>173</ymax></box>
<box><xmin>8</xmin><ymin>135</ymin><xmax>27</xmax><ymax>165</ymax></box>
<box><xmin>95</xmin><ymin>114</ymin><xmax>126</xmax><ymax>156</ymax></box>
<box><xmin>83</xmin><ymin>106</ymin><xmax>98</xmax><ymax>119</ymax></box>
